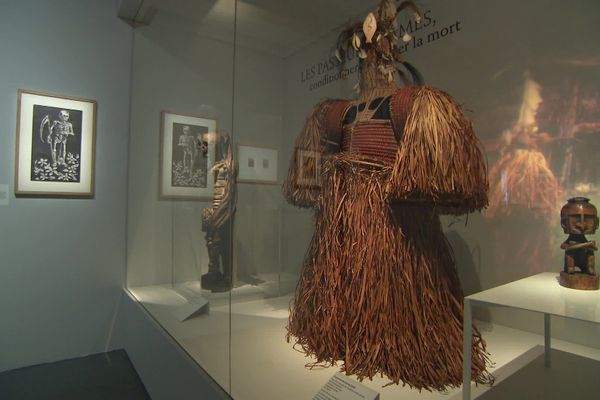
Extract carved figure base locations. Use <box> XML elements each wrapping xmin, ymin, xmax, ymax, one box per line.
<box><xmin>559</xmin><ymin>271</ymin><xmax>599</xmax><ymax>290</ymax></box>
<box><xmin>201</xmin><ymin>270</ymin><xmax>231</xmax><ymax>293</ymax></box>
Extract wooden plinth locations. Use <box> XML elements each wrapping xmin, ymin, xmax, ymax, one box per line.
<box><xmin>559</xmin><ymin>271</ymin><xmax>599</xmax><ymax>290</ymax></box>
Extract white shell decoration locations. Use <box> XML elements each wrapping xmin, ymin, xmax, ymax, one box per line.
<box><xmin>362</xmin><ymin>13</ymin><xmax>377</xmax><ymax>43</ymax></box>
<box><xmin>352</xmin><ymin>33</ymin><xmax>361</xmax><ymax>50</ymax></box>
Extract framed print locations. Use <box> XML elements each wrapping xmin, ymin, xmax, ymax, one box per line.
<box><xmin>15</xmin><ymin>89</ymin><xmax>97</xmax><ymax>197</ymax></box>
<box><xmin>160</xmin><ymin>111</ymin><xmax>216</xmax><ymax>200</ymax></box>
<box><xmin>295</xmin><ymin>148</ymin><xmax>321</xmax><ymax>188</ymax></box>
<box><xmin>237</xmin><ymin>145</ymin><xmax>278</xmax><ymax>184</ymax></box>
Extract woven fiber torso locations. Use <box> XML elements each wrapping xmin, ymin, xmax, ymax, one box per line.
<box><xmin>341</xmin><ymin>96</ymin><xmax>396</xmax><ymax>163</ymax></box>
<box><xmin>324</xmin><ymin>87</ymin><xmax>420</xmax><ymax>165</ymax></box>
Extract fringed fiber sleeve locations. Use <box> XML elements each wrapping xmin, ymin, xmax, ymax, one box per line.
<box><xmin>387</xmin><ymin>86</ymin><xmax>488</xmax><ymax>215</ymax></box>
<box><xmin>282</xmin><ymin>99</ymin><xmax>348</xmax><ymax>208</ymax></box>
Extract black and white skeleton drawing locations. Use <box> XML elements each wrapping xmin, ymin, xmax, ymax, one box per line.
<box><xmin>171</xmin><ymin>122</ymin><xmax>208</xmax><ymax>188</ymax></box>
<box><xmin>40</xmin><ymin>109</ymin><xmax>74</xmax><ymax>166</ymax></box>
<box><xmin>178</xmin><ymin>125</ymin><xmax>196</xmax><ymax>170</ymax></box>
<box><xmin>31</xmin><ymin>105</ymin><xmax>82</xmax><ymax>182</ymax></box>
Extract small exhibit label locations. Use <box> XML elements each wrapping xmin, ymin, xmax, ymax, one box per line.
<box><xmin>313</xmin><ymin>373</ymin><xmax>379</xmax><ymax>400</ymax></box>
<box><xmin>172</xmin><ymin>287</ymin><xmax>209</xmax><ymax>322</ymax></box>
<box><xmin>0</xmin><ymin>184</ymin><xmax>8</xmax><ymax>205</ymax></box>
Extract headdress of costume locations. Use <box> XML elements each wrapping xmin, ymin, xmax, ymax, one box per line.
<box><xmin>283</xmin><ymin>0</ymin><xmax>492</xmax><ymax>390</ymax></box>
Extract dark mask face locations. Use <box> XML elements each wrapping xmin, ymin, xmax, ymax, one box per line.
<box><xmin>563</xmin><ymin>213</ymin><xmax>599</xmax><ymax>234</ymax></box>
<box><xmin>560</xmin><ymin>197</ymin><xmax>599</xmax><ymax>234</ymax></box>
<box><xmin>196</xmin><ymin>135</ymin><xmax>208</xmax><ymax>156</ymax></box>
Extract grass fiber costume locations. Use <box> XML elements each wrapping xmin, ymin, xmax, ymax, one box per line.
<box><xmin>283</xmin><ymin>0</ymin><xmax>493</xmax><ymax>391</ymax></box>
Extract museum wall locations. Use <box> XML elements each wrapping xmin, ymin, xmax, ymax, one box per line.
<box><xmin>127</xmin><ymin>20</ymin><xmax>233</xmax><ymax>288</ymax></box>
<box><xmin>280</xmin><ymin>1</ymin><xmax>377</xmax><ymax>276</ymax></box>
<box><xmin>231</xmin><ymin>46</ymin><xmax>285</xmax><ymax>286</ymax></box>
<box><xmin>0</xmin><ymin>0</ymin><xmax>132</xmax><ymax>371</ymax></box>
<box><xmin>281</xmin><ymin>0</ymin><xmax>600</xmax><ymax>346</ymax></box>
<box><xmin>126</xmin><ymin>6</ymin><xmax>285</xmax><ymax>288</ymax></box>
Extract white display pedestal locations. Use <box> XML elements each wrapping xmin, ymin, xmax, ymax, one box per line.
<box><xmin>462</xmin><ymin>272</ymin><xmax>600</xmax><ymax>399</ymax></box>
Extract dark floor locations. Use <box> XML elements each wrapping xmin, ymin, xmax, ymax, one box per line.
<box><xmin>0</xmin><ymin>350</ymin><xmax>151</xmax><ymax>400</ymax></box>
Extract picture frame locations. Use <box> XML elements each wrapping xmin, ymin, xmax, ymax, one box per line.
<box><xmin>295</xmin><ymin>148</ymin><xmax>321</xmax><ymax>188</ymax></box>
<box><xmin>237</xmin><ymin>145</ymin><xmax>278</xmax><ymax>184</ymax></box>
<box><xmin>160</xmin><ymin>111</ymin><xmax>216</xmax><ymax>200</ymax></box>
<box><xmin>15</xmin><ymin>89</ymin><xmax>97</xmax><ymax>198</ymax></box>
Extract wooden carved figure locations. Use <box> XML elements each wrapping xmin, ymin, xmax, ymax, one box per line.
<box><xmin>201</xmin><ymin>133</ymin><xmax>237</xmax><ymax>292</ymax></box>
<box><xmin>559</xmin><ymin>197</ymin><xmax>599</xmax><ymax>290</ymax></box>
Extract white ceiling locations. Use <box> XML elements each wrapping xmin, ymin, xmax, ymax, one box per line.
<box><xmin>135</xmin><ymin>0</ymin><xmax>380</xmax><ymax>57</ymax></box>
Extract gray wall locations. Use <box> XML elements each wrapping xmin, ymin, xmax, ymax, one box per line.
<box><xmin>280</xmin><ymin>7</ymin><xmax>370</xmax><ymax>276</ymax></box>
<box><xmin>232</xmin><ymin>19</ymin><xmax>285</xmax><ymax>284</ymax></box>
<box><xmin>0</xmin><ymin>0</ymin><xmax>132</xmax><ymax>371</ymax></box>
<box><xmin>126</xmin><ymin>8</ymin><xmax>286</xmax><ymax>288</ymax></box>
<box><xmin>126</xmin><ymin>11</ymin><xmax>236</xmax><ymax>288</ymax></box>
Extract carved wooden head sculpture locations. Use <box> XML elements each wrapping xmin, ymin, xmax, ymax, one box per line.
<box><xmin>561</xmin><ymin>197</ymin><xmax>599</xmax><ymax>235</ymax></box>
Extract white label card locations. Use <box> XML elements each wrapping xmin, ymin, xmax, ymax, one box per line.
<box><xmin>0</xmin><ymin>184</ymin><xmax>8</xmax><ymax>205</ymax></box>
<box><xmin>313</xmin><ymin>373</ymin><xmax>379</xmax><ymax>400</ymax></box>
<box><xmin>172</xmin><ymin>287</ymin><xmax>209</xmax><ymax>322</ymax></box>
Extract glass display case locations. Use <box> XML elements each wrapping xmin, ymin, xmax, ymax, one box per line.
<box><xmin>125</xmin><ymin>0</ymin><xmax>600</xmax><ymax>398</ymax></box>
